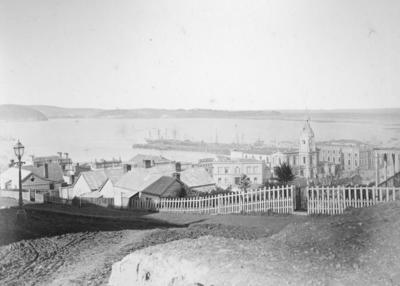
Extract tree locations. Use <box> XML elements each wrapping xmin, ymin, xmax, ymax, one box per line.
<box><xmin>274</xmin><ymin>163</ymin><xmax>295</xmax><ymax>185</ymax></box>
<box><xmin>239</xmin><ymin>174</ymin><xmax>251</xmax><ymax>192</ymax></box>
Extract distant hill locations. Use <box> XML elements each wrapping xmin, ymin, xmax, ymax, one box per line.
<box><xmin>2</xmin><ymin>104</ymin><xmax>400</xmax><ymax>122</ymax></box>
<box><xmin>94</xmin><ymin>108</ymin><xmax>281</xmax><ymax>119</ymax></box>
<box><xmin>0</xmin><ymin>105</ymin><xmax>48</xmax><ymax>121</ymax></box>
<box><xmin>30</xmin><ymin>105</ymin><xmax>103</xmax><ymax>119</ymax></box>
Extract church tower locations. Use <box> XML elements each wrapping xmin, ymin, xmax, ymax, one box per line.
<box><xmin>299</xmin><ymin>119</ymin><xmax>317</xmax><ymax>179</ymax></box>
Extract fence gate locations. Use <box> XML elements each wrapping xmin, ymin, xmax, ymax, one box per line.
<box><xmin>295</xmin><ymin>187</ymin><xmax>308</xmax><ymax>211</ymax></box>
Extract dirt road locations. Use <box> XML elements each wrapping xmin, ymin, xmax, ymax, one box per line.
<box><xmin>0</xmin><ymin>203</ymin><xmax>300</xmax><ymax>285</ymax></box>
<box><xmin>1</xmin><ymin>200</ymin><xmax>399</xmax><ymax>285</ymax></box>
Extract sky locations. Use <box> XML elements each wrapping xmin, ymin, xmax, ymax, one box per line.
<box><xmin>1</xmin><ymin>0</ymin><xmax>400</xmax><ymax>110</ymax></box>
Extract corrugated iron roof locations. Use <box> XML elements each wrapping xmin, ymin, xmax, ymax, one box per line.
<box><xmin>80</xmin><ymin>168</ymin><xmax>124</xmax><ymax>191</ymax></box>
<box><xmin>141</xmin><ymin>176</ymin><xmax>179</xmax><ymax>196</ymax></box>
<box><xmin>180</xmin><ymin>168</ymin><xmax>215</xmax><ymax>188</ymax></box>
<box><xmin>0</xmin><ymin>167</ymin><xmax>32</xmax><ymax>188</ymax></box>
<box><xmin>115</xmin><ymin>166</ymin><xmax>175</xmax><ymax>192</ymax></box>
<box><xmin>23</xmin><ymin>163</ymin><xmax>64</xmax><ymax>182</ymax></box>
<box><xmin>128</xmin><ymin>154</ymin><xmax>172</xmax><ymax>165</ymax></box>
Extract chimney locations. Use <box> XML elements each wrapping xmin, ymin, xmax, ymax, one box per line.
<box><xmin>173</xmin><ymin>172</ymin><xmax>181</xmax><ymax>180</ymax></box>
<box><xmin>58</xmin><ymin>152</ymin><xmax>62</xmax><ymax>158</ymax></box>
<box><xmin>44</xmin><ymin>163</ymin><xmax>49</xmax><ymax>178</ymax></box>
<box><xmin>64</xmin><ymin>152</ymin><xmax>69</xmax><ymax>159</ymax></box>
<box><xmin>175</xmin><ymin>162</ymin><xmax>182</xmax><ymax>172</ymax></box>
<box><xmin>123</xmin><ymin>163</ymin><xmax>132</xmax><ymax>173</ymax></box>
<box><xmin>144</xmin><ymin>160</ymin><xmax>152</xmax><ymax>168</ymax></box>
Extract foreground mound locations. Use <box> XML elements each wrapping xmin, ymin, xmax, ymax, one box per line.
<box><xmin>109</xmin><ymin>201</ymin><xmax>400</xmax><ymax>286</ymax></box>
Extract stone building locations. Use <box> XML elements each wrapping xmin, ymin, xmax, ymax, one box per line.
<box><xmin>230</xmin><ymin>120</ymin><xmax>336</xmax><ymax>181</ymax></box>
<box><xmin>211</xmin><ymin>158</ymin><xmax>265</xmax><ymax>188</ymax></box>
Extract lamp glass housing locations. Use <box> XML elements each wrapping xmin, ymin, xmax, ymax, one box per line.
<box><xmin>13</xmin><ymin>141</ymin><xmax>25</xmax><ymax>158</ymax></box>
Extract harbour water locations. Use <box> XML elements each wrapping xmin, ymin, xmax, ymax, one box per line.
<box><xmin>0</xmin><ymin>117</ymin><xmax>399</xmax><ymax>169</ymax></box>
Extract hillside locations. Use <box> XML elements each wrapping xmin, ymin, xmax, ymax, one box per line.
<box><xmin>30</xmin><ymin>105</ymin><xmax>102</xmax><ymax>119</ymax></box>
<box><xmin>110</xmin><ymin>201</ymin><xmax>400</xmax><ymax>285</ymax></box>
<box><xmin>0</xmin><ymin>105</ymin><xmax>48</xmax><ymax>121</ymax></box>
<box><xmin>94</xmin><ymin>108</ymin><xmax>281</xmax><ymax>119</ymax></box>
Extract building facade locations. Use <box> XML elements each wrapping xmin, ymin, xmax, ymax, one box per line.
<box><xmin>317</xmin><ymin>140</ymin><xmax>374</xmax><ymax>172</ymax></box>
<box><xmin>211</xmin><ymin>159</ymin><xmax>265</xmax><ymax>188</ymax></box>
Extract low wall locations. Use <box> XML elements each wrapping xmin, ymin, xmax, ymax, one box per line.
<box><xmin>0</xmin><ymin>190</ymin><xmax>30</xmax><ymax>201</ymax></box>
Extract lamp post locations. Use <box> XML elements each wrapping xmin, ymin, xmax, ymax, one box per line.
<box><xmin>13</xmin><ymin>140</ymin><xmax>26</xmax><ymax>218</ymax></box>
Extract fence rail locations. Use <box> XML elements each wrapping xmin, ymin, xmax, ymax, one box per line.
<box><xmin>307</xmin><ymin>186</ymin><xmax>398</xmax><ymax>215</ymax></box>
<box><xmin>159</xmin><ymin>185</ymin><xmax>294</xmax><ymax>215</ymax></box>
<box><xmin>127</xmin><ymin>198</ymin><xmax>158</xmax><ymax>211</ymax></box>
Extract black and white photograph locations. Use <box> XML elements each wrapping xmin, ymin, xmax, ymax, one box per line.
<box><xmin>0</xmin><ymin>0</ymin><xmax>400</xmax><ymax>285</ymax></box>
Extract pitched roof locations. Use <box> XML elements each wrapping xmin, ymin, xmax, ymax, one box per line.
<box><xmin>0</xmin><ymin>167</ymin><xmax>32</xmax><ymax>187</ymax></box>
<box><xmin>128</xmin><ymin>154</ymin><xmax>172</xmax><ymax>165</ymax></box>
<box><xmin>115</xmin><ymin>165</ymin><xmax>175</xmax><ymax>192</ymax></box>
<box><xmin>180</xmin><ymin>168</ymin><xmax>215</xmax><ymax>188</ymax></box>
<box><xmin>23</xmin><ymin>163</ymin><xmax>64</xmax><ymax>182</ymax></box>
<box><xmin>80</xmin><ymin>168</ymin><xmax>124</xmax><ymax>191</ymax></box>
<box><xmin>141</xmin><ymin>176</ymin><xmax>180</xmax><ymax>196</ymax></box>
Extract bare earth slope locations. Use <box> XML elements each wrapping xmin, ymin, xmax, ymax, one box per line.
<box><xmin>0</xmin><ymin>201</ymin><xmax>399</xmax><ymax>285</ymax></box>
<box><xmin>110</xmin><ymin>202</ymin><xmax>400</xmax><ymax>286</ymax></box>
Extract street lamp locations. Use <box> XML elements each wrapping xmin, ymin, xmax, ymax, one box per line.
<box><xmin>13</xmin><ymin>140</ymin><xmax>26</xmax><ymax>217</ymax></box>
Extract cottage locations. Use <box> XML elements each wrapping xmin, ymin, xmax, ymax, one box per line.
<box><xmin>140</xmin><ymin>176</ymin><xmax>185</xmax><ymax>203</ymax></box>
<box><xmin>0</xmin><ymin>163</ymin><xmax>65</xmax><ymax>192</ymax></box>
<box><xmin>113</xmin><ymin>165</ymin><xmax>177</xmax><ymax>207</ymax></box>
<box><xmin>123</xmin><ymin>154</ymin><xmax>173</xmax><ymax>171</ymax></box>
<box><xmin>64</xmin><ymin>168</ymin><xmax>123</xmax><ymax>199</ymax></box>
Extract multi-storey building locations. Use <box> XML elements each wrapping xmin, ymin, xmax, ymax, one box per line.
<box><xmin>317</xmin><ymin>140</ymin><xmax>374</xmax><ymax>172</ymax></box>
<box><xmin>230</xmin><ymin>121</ymin><xmax>375</xmax><ymax>182</ymax></box>
<box><xmin>231</xmin><ymin>120</ymin><xmax>319</xmax><ymax>180</ymax></box>
<box><xmin>211</xmin><ymin>159</ymin><xmax>265</xmax><ymax>188</ymax></box>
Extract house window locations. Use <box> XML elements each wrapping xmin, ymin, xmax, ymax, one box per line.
<box><xmin>218</xmin><ymin>178</ymin><xmax>222</xmax><ymax>183</ymax></box>
<box><xmin>50</xmin><ymin>183</ymin><xmax>54</xmax><ymax>190</ymax></box>
<box><xmin>333</xmin><ymin>158</ymin><xmax>335</xmax><ymax>163</ymax></box>
<box><xmin>218</xmin><ymin>167</ymin><xmax>223</xmax><ymax>174</ymax></box>
<box><xmin>235</xmin><ymin>167</ymin><xmax>240</xmax><ymax>174</ymax></box>
<box><xmin>348</xmin><ymin>160</ymin><xmax>351</xmax><ymax>165</ymax></box>
<box><xmin>246</xmin><ymin>166</ymin><xmax>251</xmax><ymax>173</ymax></box>
<box><xmin>303</xmin><ymin>157</ymin><xmax>306</xmax><ymax>164</ymax></box>
<box><xmin>253</xmin><ymin>166</ymin><xmax>258</xmax><ymax>173</ymax></box>
<box><xmin>355</xmin><ymin>161</ymin><xmax>358</xmax><ymax>166</ymax></box>
<box><xmin>328</xmin><ymin>156</ymin><xmax>330</xmax><ymax>162</ymax></box>
<box><xmin>224</xmin><ymin>168</ymin><xmax>229</xmax><ymax>174</ymax></box>
<box><xmin>254</xmin><ymin>177</ymin><xmax>257</xmax><ymax>183</ymax></box>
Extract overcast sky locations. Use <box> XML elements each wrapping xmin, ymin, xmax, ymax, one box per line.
<box><xmin>1</xmin><ymin>0</ymin><xmax>400</xmax><ymax>110</ymax></box>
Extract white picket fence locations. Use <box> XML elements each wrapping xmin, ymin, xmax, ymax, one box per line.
<box><xmin>158</xmin><ymin>185</ymin><xmax>295</xmax><ymax>215</ymax></box>
<box><xmin>307</xmin><ymin>186</ymin><xmax>399</xmax><ymax>215</ymax></box>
